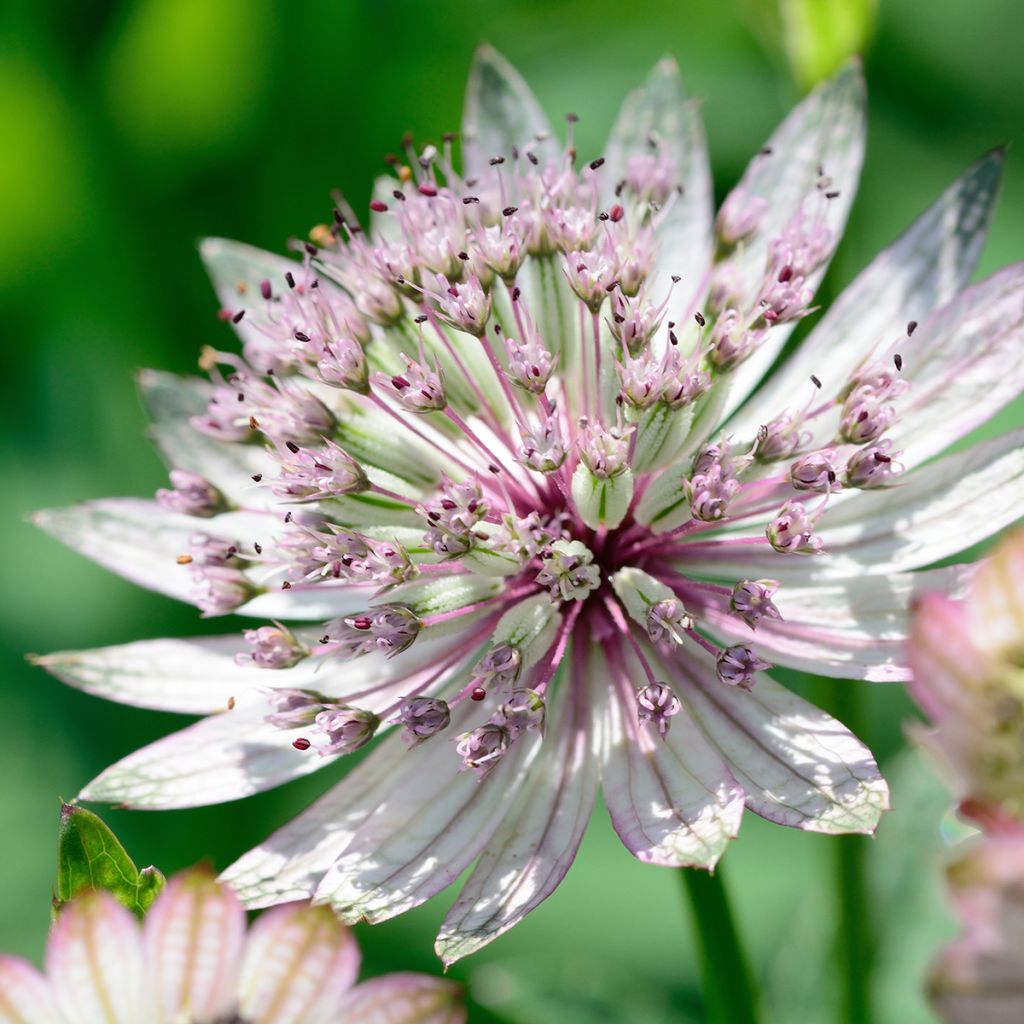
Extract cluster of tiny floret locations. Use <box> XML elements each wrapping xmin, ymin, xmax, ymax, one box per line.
<box><xmin>154</xmin><ymin>114</ymin><xmax>912</xmax><ymax>771</ymax></box>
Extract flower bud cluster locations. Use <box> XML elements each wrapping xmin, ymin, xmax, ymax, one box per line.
<box><xmin>687</xmin><ymin>444</ymin><xmax>743</xmax><ymax>522</ymax></box>
<box><xmin>517</xmin><ymin>414</ymin><xmax>567</xmax><ymax>473</ymax></box>
<box><xmin>419</xmin><ymin>475</ymin><xmax>489</xmax><ymax>559</ymax></box>
<box><xmin>729</xmin><ymin>580</ymin><xmax>782</xmax><ymax>630</ymax></box>
<box><xmin>646</xmin><ymin>598</ymin><xmax>694</xmax><ymax>648</ymax></box>
<box><xmin>269</xmin><ymin>438</ymin><xmax>368</xmax><ymax>501</ymax></box>
<box><xmin>156</xmin><ymin>470</ymin><xmax>228</xmax><ymax>518</ymax></box>
<box><xmin>636</xmin><ymin>682</ymin><xmax>682</xmax><ymax>736</ymax></box>
<box><xmin>278</xmin><ymin>523</ymin><xmax>417</xmax><ymax>589</ymax></box>
<box><xmin>236</xmin><ymin>624</ymin><xmax>306</xmax><ymax>669</ymax></box>
<box><xmin>535</xmin><ymin>539</ymin><xmax>601</xmax><ymax>601</ymax></box>
<box><xmin>323</xmin><ymin>605</ymin><xmax>421</xmax><ymax>660</ymax></box>
<box><xmin>716</xmin><ymin>645</ymin><xmax>770</xmax><ymax>690</ymax></box>
<box><xmin>264</xmin><ymin>687</ymin><xmax>380</xmax><ymax>755</ymax></box>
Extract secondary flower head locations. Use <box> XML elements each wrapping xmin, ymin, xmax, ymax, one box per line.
<box><xmin>927</xmin><ymin>825</ymin><xmax>1024</xmax><ymax>1024</ymax></box>
<box><xmin>0</xmin><ymin>869</ymin><xmax>463</xmax><ymax>1024</ymax></box>
<box><xmin>35</xmin><ymin>46</ymin><xmax>1024</xmax><ymax>962</ymax></box>
<box><xmin>907</xmin><ymin>530</ymin><xmax>1024</xmax><ymax>822</ymax></box>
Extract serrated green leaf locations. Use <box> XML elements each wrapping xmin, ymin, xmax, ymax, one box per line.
<box><xmin>55</xmin><ymin>803</ymin><xmax>165</xmax><ymax>918</ymax></box>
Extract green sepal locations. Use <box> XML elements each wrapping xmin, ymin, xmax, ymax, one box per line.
<box><xmin>632</xmin><ymin>402</ymin><xmax>695</xmax><ymax>474</ymax></box>
<box><xmin>492</xmin><ymin>594</ymin><xmax>563</xmax><ymax>670</ymax></box>
<box><xmin>634</xmin><ymin>467</ymin><xmax>691</xmax><ymax>532</ymax></box>
<box><xmin>571</xmin><ymin>465</ymin><xmax>633</xmax><ymax>530</ymax></box>
<box><xmin>55</xmin><ymin>803</ymin><xmax>165</xmax><ymax>919</ymax></box>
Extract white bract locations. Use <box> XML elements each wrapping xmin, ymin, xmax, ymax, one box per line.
<box><xmin>33</xmin><ymin>46</ymin><xmax>1022</xmax><ymax>962</ymax></box>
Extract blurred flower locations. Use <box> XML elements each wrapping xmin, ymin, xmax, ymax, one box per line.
<box><xmin>0</xmin><ymin>868</ymin><xmax>463</xmax><ymax>1024</ymax></box>
<box><xmin>927</xmin><ymin>827</ymin><xmax>1024</xmax><ymax>1024</ymax></box>
<box><xmin>34</xmin><ymin>44</ymin><xmax>1024</xmax><ymax>961</ymax></box>
<box><xmin>907</xmin><ymin>530</ymin><xmax>1024</xmax><ymax>822</ymax></box>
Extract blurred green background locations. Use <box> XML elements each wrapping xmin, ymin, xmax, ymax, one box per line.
<box><xmin>2</xmin><ymin>1</ymin><xmax>1022</xmax><ymax>1021</ymax></box>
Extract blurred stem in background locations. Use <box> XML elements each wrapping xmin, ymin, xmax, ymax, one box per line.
<box><xmin>681</xmin><ymin>866</ymin><xmax>760</xmax><ymax>1024</ymax></box>
<box><xmin>832</xmin><ymin>685</ymin><xmax>875</xmax><ymax>1024</ymax></box>
<box><xmin>740</xmin><ymin>0</ymin><xmax>879</xmax><ymax>91</ymax></box>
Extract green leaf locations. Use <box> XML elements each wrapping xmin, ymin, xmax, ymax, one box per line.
<box><xmin>55</xmin><ymin>803</ymin><xmax>165</xmax><ymax>918</ymax></box>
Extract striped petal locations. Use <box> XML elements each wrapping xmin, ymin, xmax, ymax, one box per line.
<box><xmin>600</xmin><ymin>643</ymin><xmax>745</xmax><ymax>867</ymax></box>
<box><xmin>679</xmin><ymin>427</ymin><xmax>1024</xmax><ymax>582</ymax></box>
<box><xmin>32</xmin><ymin>498</ymin><xmax>374</xmax><ymax>619</ymax></box>
<box><xmin>220</xmin><ymin>727</ymin><xmax>417</xmax><ymax>908</ymax></box>
<box><xmin>885</xmin><ymin>263</ymin><xmax>1024</xmax><ymax>468</ymax></box>
<box><xmin>338</xmin><ymin>975</ymin><xmax>465</xmax><ymax>1024</ymax></box>
<box><xmin>199</xmin><ymin>237</ymin><xmax>302</xmax><ymax>359</ymax></box>
<box><xmin>673</xmin><ymin>648</ymin><xmax>888</xmax><ymax>833</ymax></box>
<box><xmin>140</xmin><ymin>370</ymin><xmax>443</xmax><ymax>495</ymax></box>
<box><xmin>461</xmin><ymin>45</ymin><xmax>555</xmax><ymax>180</ymax></box>
<box><xmin>143</xmin><ymin>870</ymin><xmax>245</xmax><ymax>1023</ymax></box>
<box><xmin>696</xmin><ymin>565</ymin><xmax>972</xmax><ymax>682</ymax></box>
<box><xmin>238</xmin><ymin>904</ymin><xmax>359</xmax><ymax>1024</ymax></box>
<box><xmin>45</xmin><ymin>891</ymin><xmax>146</xmax><ymax>1024</ymax></box>
<box><xmin>79</xmin><ymin>692</ymin><xmax>328</xmax><ymax>809</ymax></box>
<box><xmin>138</xmin><ymin>369</ymin><xmax>274</xmax><ymax>505</ymax></box>
<box><xmin>730</xmin><ymin>150</ymin><xmax>1004</xmax><ymax>442</ymax></box>
<box><xmin>35</xmin><ymin>629</ymin><xmax>457</xmax><ymax>715</ymax></box>
<box><xmin>0</xmin><ymin>956</ymin><xmax>58</xmax><ymax>1024</ymax></box>
<box><xmin>435</xmin><ymin>657</ymin><xmax>602</xmax><ymax>964</ymax></box>
<box><xmin>716</xmin><ymin>61</ymin><xmax>866</xmax><ymax>422</ymax></box>
<box><xmin>314</xmin><ymin>723</ymin><xmax>540</xmax><ymax>924</ymax></box>
<box><xmin>602</xmin><ymin>58</ymin><xmax>713</xmax><ymax>306</ymax></box>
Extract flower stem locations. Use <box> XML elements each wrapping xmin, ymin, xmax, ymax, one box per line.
<box><xmin>831</xmin><ymin>685</ymin><xmax>874</xmax><ymax>1024</ymax></box>
<box><xmin>680</xmin><ymin>866</ymin><xmax>760</xmax><ymax>1024</ymax></box>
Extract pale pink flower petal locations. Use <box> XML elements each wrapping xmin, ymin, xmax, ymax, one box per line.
<box><xmin>38</xmin><ymin>629</ymin><xmax>455</xmax><ymax>715</ymax></box>
<box><xmin>314</xmin><ymin>716</ymin><xmax>542</xmax><ymax>924</ymax></box>
<box><xmin>677</xmin><ymin>648</ymin><xmax>889</xmax><ymax>833</ymax></box>
<box><xmin>238</xmin><ymin>903</ymin><xmax>360</xmax><ymax>1024</ymax></box>
<box><xmin>696</xmin><ymin>566</ymin><xmax>972</xmax><ymax>682</ymax></box>
<box><xmin>45</xmin><ymin>891</ymin><xmax>146</xmax><ymax>1024</ymax></box>
<box><xmin>908</xmin><ymin>530</ymin><xmax>1024</xmax><ymax>816</ymax></box>
<box><xmin>32</xmin><ymin>498</ymin><xmax>373</xmax><ymax>620</ymax></box>
<box><xmin>79</xmin><ymin>694</ymin><xmax>329</xmax><ymax>809</ymax></box>
<box><xmin>144</xmin><ymin>869</ymin><xmax>246</xmax><ymax>1022</ymax></box>
<box><xmin>436</xmin><ymin>665</ymin><xmax>602</xmax><ymax>964</ymax></box>
<box><xmin>600</xmin><ymin>644</ymin><xmax>745</xmax><ymax>867</ymax></box>
<box><xmin>9</xmin><ymin>872</ymin><xmax>460</xmax><ymax>1024</ymax></box>
<box><xmin>221</xmin><ymin>727</ymin><xmax>414</xmax><ymax>908</ymax></box>
<box><xmin>679</xmin><ymin>428</ymin><xmax>1024</xmax><ymax>581</ymax></box>
<box><xmin>732</xmin><ymin>151</ymin><xmax>1003</xmax><ymax>442</ymax></box>
<box><xmin>884</xmin><ymin>264</ymin><xmax>1024</xmax><ymax>467</ymax></box>
<box><xmin>338</xmin><ymin>974</ymin><xmax>465</xmax><ymax>1024</ymax></box>
<box><xmin>601</xmin><ymin>57</ymin><xmax>713</xmax><ymax>306</ymax></box>
<box><xmin>461</xmin><ymin>44</ymin><xmax>556</xmax><ymax>181</ymax></box>
<box><xmin>0</xmin><ymin>955</ymin><xmax>59</xmax><ymax>1024</ymax></box>
<box><xmin>716</xmin><ymin>61</ymin><xmax>866</xmax><ymax>422</ymax></box>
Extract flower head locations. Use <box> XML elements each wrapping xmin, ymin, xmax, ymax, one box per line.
<box><xmin>36</xmin><ymin>45</ymin><xmax>1024</xmax><ymax>963</ymax></box>
<box><xmin>0</xmin><ymin>869</ymin><xmax>463</xmax><ymax>1024</ymax></box>
<box><xmin>907</xmin><ymin>530</ymin><xmax>1024</xmax><ymax>821</ymax></box>
<box><xmin>927</xmin><ymin>827</ymin><xmax>1024</xmax><ymax>1024</ymax></box>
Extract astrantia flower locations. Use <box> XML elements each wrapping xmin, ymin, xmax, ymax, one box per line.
<box><xmin>34</xmin><ymin>47</ymin><xmax>1024</xmax><ymax>961</ymax></box>
<box><xmin>0</xmin><ymin>869</ymin><xmax>463</xmax><ymax>1023</ymax></box>
<box><xmin>927</xmin><ymin>826</ymin><xmax>1024</xmax><ymax>1024</ymax></box>
<box><xmin>906</xmin><ymin>531</ymin><xmax>1024</xmax><ymax>1023</ymax></box>
<box><xmin>907</xmin><ymin>530</ymin><xmax>1024</xmax><ymax>821</ymax></box>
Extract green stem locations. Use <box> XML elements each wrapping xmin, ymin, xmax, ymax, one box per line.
<box><xmin>831</xmin><ymin>685</ymin><xmax>874</xmax><ymax>1024</ymax></box>
<box><xmin>680</xmin><ymin>866</ymin><xmax>760</xmax><ymax>1024</ymax></box>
